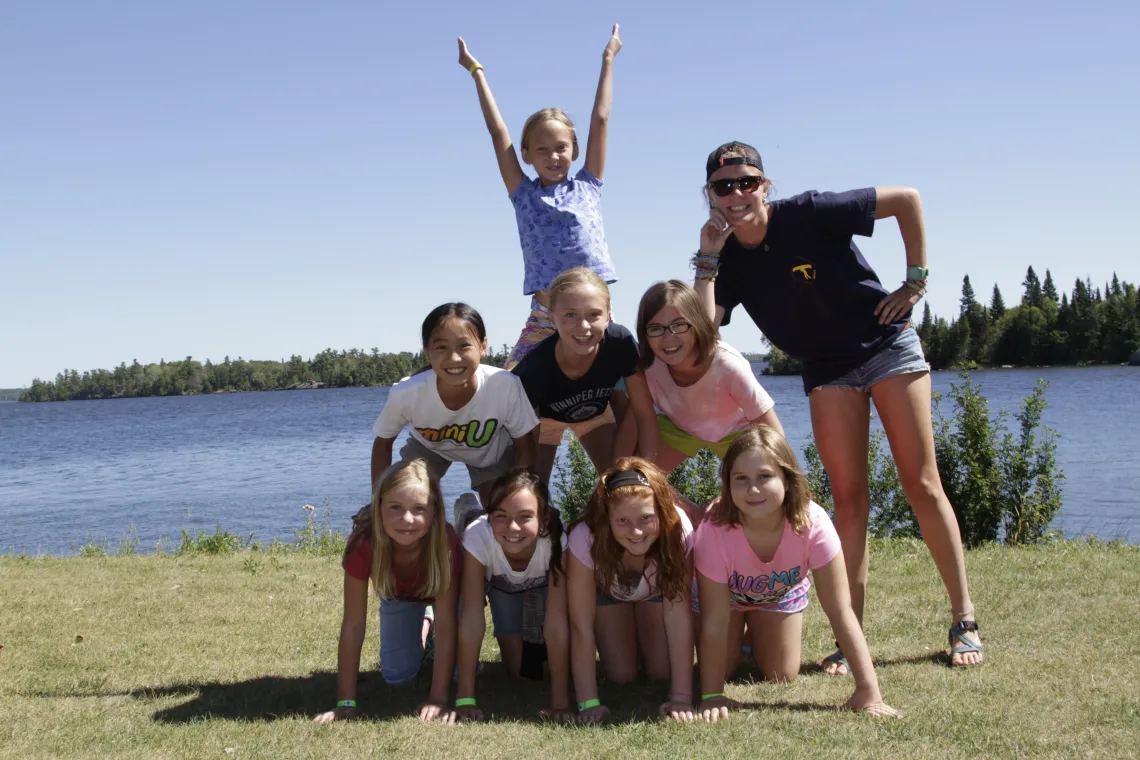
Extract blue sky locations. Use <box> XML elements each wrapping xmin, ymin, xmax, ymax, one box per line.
<box><xmin>2</xmin><ymin>0</ymin><xmax>1137</xmax><ymax>387</ymax></box>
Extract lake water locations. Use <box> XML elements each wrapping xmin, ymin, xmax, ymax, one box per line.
<box><xmin>0</xmin><ymin>366</ymin><xmax>1136</xmax><ymax>555</ymax></box>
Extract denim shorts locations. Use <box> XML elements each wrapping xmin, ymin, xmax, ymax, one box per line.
<box><xmin>487</xmin><ymin>584</ymin><xmax>548</xmax><ymax>638</ymax></box>
<box><xmin>378</xmin><ymin>598</ymin><xmax>431</xmax><ymax>685</ymax></box>
<box><xmin>812</xmin><ymin>327</ymin><xmax>930</xmax><ymax>394</ymax></box>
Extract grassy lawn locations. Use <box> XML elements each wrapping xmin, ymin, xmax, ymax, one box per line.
<box><xmin>1</xmin><ymin>540</ymin><xmax>1137</xmax><ymax>759</ymax></box>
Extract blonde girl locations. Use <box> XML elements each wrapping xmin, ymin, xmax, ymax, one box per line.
<box><xmin>512</xmin><ymin>267</ymin><xmax>658</xmax><ymax>482</ymax></box>
<box><xmin>567</xmin><ymin>458</ymin><xmax>696</xmax><ymax>725</ymax></box>
<box><xmin>313</xmin><ymin>459</ymin><xmax>462</xmax><ymax>724</ymax></box>
<box><xmin>371</xmin><ymin>302</ymin><xmax>539</xmax><ymax>505</ymax></box>
<box><xmin>454</xmin><ymin>468</ymin><xmax>573</xmax><ymax>723</ymax></box>
<box><xmin>457</xmin><ymin>26</ymin><xmax>622</xmax><ymax>369</ymax></box>
<box><xmin>693</xmin><ymin>426</ymin><xmax>899</xmax><ymax>722</ymax></box>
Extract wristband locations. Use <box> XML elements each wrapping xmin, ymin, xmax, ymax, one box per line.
<box><xmin>455</xmin><ymin>697</ymin><xmax>477</xmax><ymax>707</ymax></box>
<box><xmin>336</xmin><ymin>699</ymin><xmax>357</xmax><ymax>708</ymax></box>
<box><xmin>578</xmin><ymin>698</ymin><xmax>601</xmax><ymax>711</ymax></box>
<box><xmin>468</xmin><ymin>62</ymin><xmax>483</xmax><ymax>75</ymax></box>
<box><xmin>700</xmin><ymin>692</ymin><xmax>723</xmax><ymax>701</ymax></box>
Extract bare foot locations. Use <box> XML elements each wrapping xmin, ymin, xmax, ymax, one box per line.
<box><xmin>821</xmin><ymin>649</ymin><xmax>849</xmax><ymax>676</ymax></box>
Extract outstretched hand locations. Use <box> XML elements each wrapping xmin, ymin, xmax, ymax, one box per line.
<box><xmin>603</xmin><ymin>24</ymin><xmax>622</xmax><ymax>60</ymax></box>
<box><xmin>457</xmin><ymin>37</ymin><xmax>480</xmax><ymax>72</ymax></box>
<box><xmin>699</xmin><ymin>208</ymin><xmax>734</xmax><ymax>256</ymax></box>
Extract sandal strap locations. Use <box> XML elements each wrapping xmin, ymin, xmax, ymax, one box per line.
<box><xmin>949</xmin><ymin>620</ymin><xmax>979</xmax><ymax>635</ymax></box>
<box><xmin>949</xmin><ymin>620</ymin><xmax>984</xmax><ymax>654</ymax></box>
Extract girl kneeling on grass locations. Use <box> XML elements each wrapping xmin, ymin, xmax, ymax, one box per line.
<box><xmin>454</xmin><ymin>468</ymin><xmax>572</xmax><ymax>722</ymax></box>
<box><xmin>568</xmin><ymin>458</ymin><xmax>696</xmax><ymax>725</ymax></box>
<box><xmin>314</xmin><ymin>459</ymin><xmax>462</xmax><ymax>725</ymax></box>
<box><xmin>693</xmin><ymin>426</ymin><xmax>899</xmax><ymax>722</ymax></box>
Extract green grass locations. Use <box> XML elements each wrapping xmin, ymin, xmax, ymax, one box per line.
<box><xmin>1</xmin><ymin>540</ymin><xmax>1138</xmax><ymax>759</ymax></box>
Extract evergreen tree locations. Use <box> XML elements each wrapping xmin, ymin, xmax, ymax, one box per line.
<box><xmin>990</xmin><ymin>284</ymin><xmax>1007</xmax><ymax>322</ymax></box>
<box><xmin>1043</xmin><ymin>269</ymin><xmax>1059</xmax><ymax>304</ymax></box>
<box><xmin>960</xmin><ymin>275</ymin><xmax>978</xmax><ymax>316</ymax></box>
<box><xmin>1022</xmin><ymin>266</ymin><xmax>1043</xmax><ymax>308</ymax></box>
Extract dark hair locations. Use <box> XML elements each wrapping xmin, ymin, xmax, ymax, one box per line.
<box><xmin>635</xmin><ymin>280</ymin><xmax>719</xmax><ymax>371</ymax></box>
<box><xmin>705</xmin><ymin>141</ymin><xmax>764</xmax><ymax>180</ymax></box>
<box><xmin>486</xmin><ymin>467</ymin><xmax>565</xmax><ymax>585</ymax></box>
<box><xmin>421</xmin><ymin>302</ymin><xmax>487</xmax><ymax>348</ymax></box>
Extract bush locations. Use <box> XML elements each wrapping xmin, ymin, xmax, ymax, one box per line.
<box><xmin>801</xmin><ymin>373</ymin><xmax>1064</xmax><ymax>546</ymax></box>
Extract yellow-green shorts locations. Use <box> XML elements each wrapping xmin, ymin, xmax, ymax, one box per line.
<box><xmin>656</xmin><ymin>414</ymin><xmax>742</xmax><ymax>459</ymax></box>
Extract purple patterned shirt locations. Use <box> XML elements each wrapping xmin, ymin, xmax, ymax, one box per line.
<box><xmin>510</xmin><ymin>167</ymin><xmax>616</xmax><ymax>295</ymax></box>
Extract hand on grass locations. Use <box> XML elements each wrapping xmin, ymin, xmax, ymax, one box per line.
<box><xmin>659</xmin><ymin>697</ymin><xmax>695</xmax><ymax>723</ymax></box>
<box><xmin>576</xmin><ymin>704</ymin><xmax>610</xmax><ymax>725</ymax></box>
<box><xmin>698</xmin><ymin>694</ymin><xmax>739</xmax><ymax>723</ymax></box>
<box><xmin>417</xmin><ymin>700</ymin><xmax>457</xmax><ymax>724</ymax></box>
<box><xmin>455</xmin><ymin>705</ymin><xmax>483</xmax><ymax>723</ymax></box>
<box><xmin>845</xmin><ymin>691</ymin><xmax>902</xmax><ymax>718</ymax></box>
<box><xmin>538</xmin><ymin>705</ymin><xmax>576</xmax><ymax>725</ymax></box>
<box><xmin>312</xmin><ymin>704</ymin><xmax>356</xmax><ymax>724</ymax></box>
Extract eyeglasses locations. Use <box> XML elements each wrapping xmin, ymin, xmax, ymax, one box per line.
<box><xmin>645</xmin><ymin>321</ymin><xmax>692</xmax><ymax>338</ymax></box>
<box><xmin>707</xmin><ymin>175</ymin><xmax>764</xmax><ymax>197</ymax></box>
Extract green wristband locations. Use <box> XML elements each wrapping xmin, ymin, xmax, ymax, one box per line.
<box><xmin>336</xmin><ymin>699</ymin><xmax>357</xmax><ymax>708</ymax></box>
<box><xmin>701</xmin><ymin>692</ymin><xmax>723</xmax><ymax>701</ymax></box>
<box><xmin>455</xmin><ymin>697</ymin><xmax>477</xmax><ymax>708</ymax></box>
<box><xmin>578</xmin><ymin>698</ymin><xmax>601</xmax><ymax>712</ymax></box>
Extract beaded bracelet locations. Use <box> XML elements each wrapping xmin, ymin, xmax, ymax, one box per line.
<box><xmin>578</xmin><ymin>698</ymin><xmax>601</xmax><ymax>711</ymax></box>
<box><xmin>455</xmin><ymin>697</ymin><xmax>477</xmax><ymax>708</ymax></box>
<box><xmin>336</xmin><ymin>699</ymin><xmax>357</xmax><ymax>708</ymax></box>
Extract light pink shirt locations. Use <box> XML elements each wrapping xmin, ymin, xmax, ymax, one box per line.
<box><xmin>694</xmin><ymin>502</ymin><xmax>841</xmax><ymax>612</ymax></box>
<box><xmin>645</xmin><ymin>341</ymin><xmax>775</xmax><ymax>442</ymax></box>
<box><xmin>568</xmin><ymin>505</ymin><xmax>694</xmax><ymax>603</ymax></box>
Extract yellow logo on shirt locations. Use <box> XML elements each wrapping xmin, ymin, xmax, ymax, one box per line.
<box><xmin>792</xmin><ymin>264</ymin><xmax>816</xmax><ymax>281</ymax></box>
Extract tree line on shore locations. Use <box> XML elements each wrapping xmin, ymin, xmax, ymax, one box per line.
<box><xmin>765</xmin><ymin>267</ymin><xmax>1139</xmax><ymax>374</ymax></box>
<box><xmin>17</xmin><ymin>266</ymin><xmax>1137</xmax><ymax>402</ymax></box>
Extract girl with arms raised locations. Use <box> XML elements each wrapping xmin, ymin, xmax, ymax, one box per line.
<box><xmin>457</xmin><ymin>26</ymin><xmax>622</xmax><ymax>369</ymax></box>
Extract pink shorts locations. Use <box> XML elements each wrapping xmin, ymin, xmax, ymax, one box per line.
<box><xmin>537</xmin><ymin>406</ymin><xmax>616</xmax><ymax>446</ymax></box>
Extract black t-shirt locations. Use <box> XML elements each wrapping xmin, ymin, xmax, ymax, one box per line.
<box><xmin>511</xmin><ymin>323</ymin><xmax>640</xmax><ymax>423</ymax></box>
<box><xmin>714</xmin><ymin>188</ymin><xmax>908</xmax><ymax>393</ymax></box>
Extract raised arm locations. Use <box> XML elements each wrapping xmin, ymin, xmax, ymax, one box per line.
<box><xmin>694</xmin><ymin>207</ymin><xmax>732</xmax><ymax>326</ymax></box>
<box><xmin>873</xmin><ymin>186</ymin><xmax>927</xmax><ymax>325</ymax></box>
<box><xmin>458</xmin><ymin>38</ymin><xmax>526</xmax><ymax>195</ymax></box>
<box><xmin>583</xmin><ymin>24</ymin><xmax>622</xmax><ymax>180</ymax></box>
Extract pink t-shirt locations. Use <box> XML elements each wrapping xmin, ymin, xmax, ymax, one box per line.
<box><xmin>694</xmin><ymin>502</ymin><xmax>840</xmax><ymax>613</ymax></box>
<box><xmin>645</xmin><ymin>341</ymin><xmax>775</xmax><ymax>443</ymax></box>
<box><xmin>568</xmin><ymin>505</ymin><xmax>694</xmax><ymax>603</ymax></box>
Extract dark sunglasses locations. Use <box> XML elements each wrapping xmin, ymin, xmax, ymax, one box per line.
<box><xmin>708</xmin><ymin>175</ymin><xmax>764</xmax><ymax>197</ymax></box>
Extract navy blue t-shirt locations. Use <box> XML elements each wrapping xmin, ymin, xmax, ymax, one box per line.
<box><xmin>511</xmin><ymin>323</ymin><xmax>639</xmax><ymax>423</ymax></box>
<box><xmin>714</xmin><ymin>188</ymin><xmax>909</xmax><ymax>393</ymax></box>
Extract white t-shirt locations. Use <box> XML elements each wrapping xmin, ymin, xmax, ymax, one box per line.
<box><xmin>567</xmin><ymin>504</ymin><xmax>694</xmax><ymax>603</ymax></box>
<box><xmin>462</xmin><ymin>514</ymin><xmax>567</xmax><ymax>593</ymax></box>
<box><xmin>645</xmin><ymin>340</ymin><xmax>775</xmax><ymax>443</ymax></box>
<box><xmin>373</xmin><ymin>365</ymin><xmax>540</xmax><ymax>469</ymax></box>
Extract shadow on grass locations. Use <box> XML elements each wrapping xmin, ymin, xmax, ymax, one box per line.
<box><xmin>127</xmin><ymin>661</ymin><xmax>669</xmax><ymax>725</ymax></box>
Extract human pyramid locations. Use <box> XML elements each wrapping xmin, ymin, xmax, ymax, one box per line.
<box><xmin>313</xmin><ymin>25</ymin><xmax>984</xmax><ymax>727</ymax></box>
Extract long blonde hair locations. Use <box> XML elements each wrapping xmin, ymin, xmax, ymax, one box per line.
<box><xmin>354</xmin><ymin>459</ymin><xmax>452</xmax><ymax>600</ymax></box>
<box><xmin>713</xmin><ymin>426</ymin><xmax>812</xmax><ymax>534</ymax></box>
